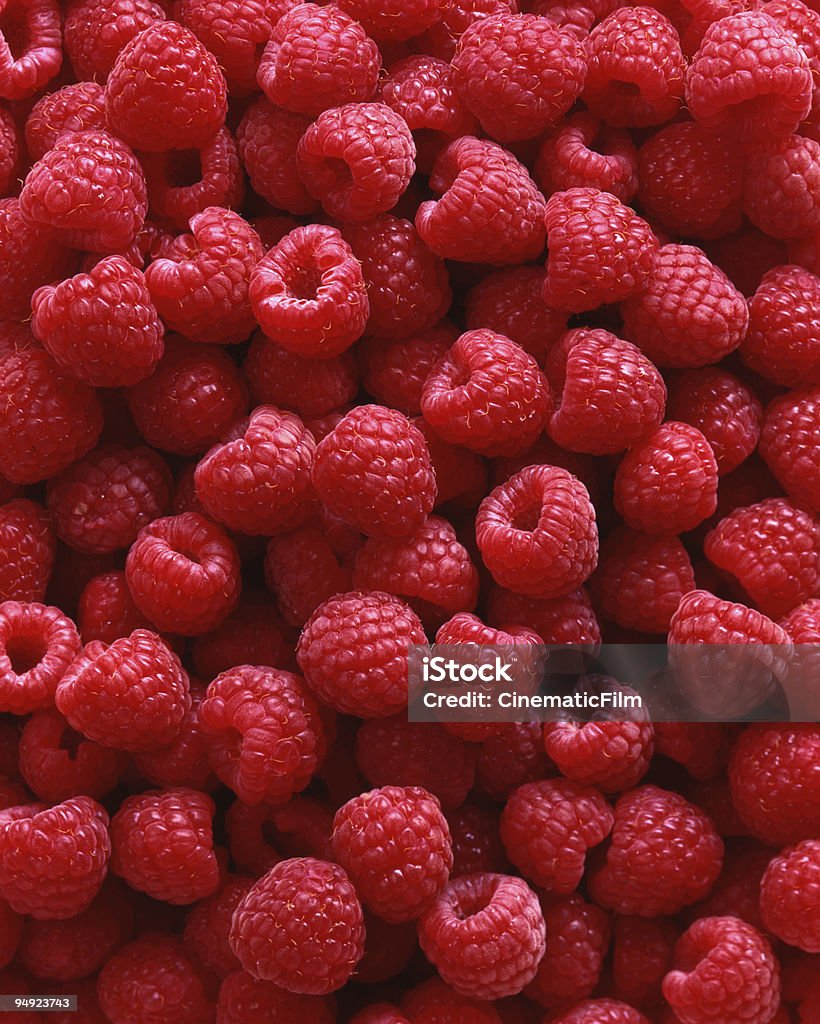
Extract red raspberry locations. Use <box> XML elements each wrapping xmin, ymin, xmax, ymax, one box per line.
<box><xmin>64</xmin><ymin>0</ymin><xmax>166</xmax><ymax>81</ymax></box>
<box><xmin>25</xmin><ymin>82</ymin><xmax>107</xmax><ymax>160</ymax></box>
<box><xmin>230</xmin><ymin>857</ymin><xmax>365</xmax><ymax>994</ymax></box>
<box><xmin>105</xmin><ymin>20</ymin><xmax>227</xmax><ymax>151</ymax></box>
<box><xmin>533</xmin><ymin>0</ymin><xmax>624</xmax><ymax>39</ymax></box>
<box><xmin>687</xmin><ymin>837</ymin><xmax>779</xmax><ymax>931</ymax></box>
<box><xmin>421</xmin><ymin>330</ymin><xmax>551</xmax><ymax>458</ymax></box>
<box><xmin>744</xmin><ymin>266</ymin><xmax>820</xmax><ymax>386</ymax></box>
<box><xmin>97</xmin><ymin>934</ymin><xmax>215</xmax><ymax>1024</ymax></box>
<box><xmin>464</xmin><ymin>268</ymin><xmax>566</xmax><ymax>361</ymax></box>
<box><xmin>546</xmin><ymin>329</ymin><xmax>666</xmax><ymax>455</ymax></box>
<box><xmin>0</xmin><ymin>0</ymin><xmax>61</xmax><ymax>100</ymax></box>
<box><xmin>338</xmin><ymin>0</ymin><xmax>439</xmax><ymax>40</ymax></box>
<box><xmin>0</xmin><ymin>107</ymin><xmax>19</xmax><ymax>202</ymax></box>
<box><xmin>127</xmin><ymin>339</ymin><xmax>249</xmax><ymax>456</ymax></box>
<box><xmin>418</xmin><ymin>873</ymin><xmax>546</xmax><ymax>999</ymax></box>
<box><xmin>184</xmin><ymin>875</ymin><xmax>252</xmax><ymax>979</ymax></box>
<box><xmin>475</xmin><ymin>466</ymin><xmax>598</xmax><ymax>599</ymax></box>
<box><xmin>0</xmin><ymin>198</ymin><xmax>76</xmax><ymax>322</ymax></box>
<box><xmin>761</xmin><ymin>840</ymin><xmax>820</xmax><ymax>952</ymax></box>
<box><xmin>0</xmin><ymin>601</ymin><xmax>80</xmax><ymax>716</ymax></box>
<box><xmin>355</xmin><ymin>913</ymin><xmax>417</xmax><ymax>985</ymax></box>
<box><xmin>125</xmin><ymin>513</ymin><xmax>241</xmax><ymax>635</ymax></box>
<box><xmin>352</xmin><ymin>515</ymin><xmax>480</xmax><ymax>625</ymax></box>
<box><xmin>536</xmin><ymin>112</ymin><xmax>638</xmax><ymax>204</ymax></box>
<box><xmin>237</xmin><ymin>99</ymin><xmax>317</xmax><ymax>216</ymax></box>
<box><xmin>485</xmin><ymin>586</ymin><xmax>602</xmax><ymax>645</ymax></box>
<box><xmin>612</xmin><ymin>916</ymin><xmax>678</xmax><ymax>1011</ymax></box>
<box><xmin>447</xmin><ymin>803</ymin><xmax>508</xmax><ymax>877</ymax></box>
<box><xmin>331</xmin><ymin>785</ymin><xmax>452</xmax><ymax>922</ymax></box>
<box><xmin>544</xmin><ymin>713</ymin><xmax>655</xmax><ymax>794</ymax></box>
<box><xmin>0</xmin><ymin>797</ymin><xmax>110</xmax><ymax>919</ymax></box>
<box><xmin>416</xmin><ymin>137</ymin><xmax>547</xmax><ymax>264</ymax></box>
<box><xmin>475</xmin><ymin>722</ymin><xmax>554</xmax><ymax>801</ymax></box>
<box><xmin>404</xmin><ymin>977</ymin><xmax>505</xmax><ymax>1024</ymax></box>
<box><xmin>0</xmin><ymin>501</ymin><xmax>55</xmax><ymax>604</ymax></box>
<box><xmin>500</xmin><ymin>778</ymin><xmax>613</xmax><ymax>892</ymax></box>
<box><xmin>759</xmin><ymin>387</ymin><xmax>820</xmax><ymax>511</ymax></box>
<box><xmin>264</xmin><ymin>525</ymin><xmax>353</xmax><ymax>628</ymax></box>
<box><xmin>133</xmin><ymin>678</ymin><xmax>214</xmax><ymax>789</ymax></box>
<box><xmin>621</xmin><ymin>244</ymin><xmax>748</xmax><ymax>368</ymax></box>
<box><xmin>111</xmin><ymin>787</ymin><xmax>219</xmax><ymax>904</ymax></box>
<box><xmin>744</xmin><ymin>135</ymin><xmax>820</xmax><ymax>240</ymax></box>
<box><xmin>638</xmin><ymin>121</ymin><xmax>743</xmax><ymax>238</ymax></box>
<box><xmin>416</xmin><ymin>416</ymin><xmax>490</xmax><ymax>509</ymax></box>
<box><xmin>550</xmin><ymin>1000</ymin><xmax>650</xmax><ymax>1024</ymax></box>
<box><xmin>781</xmin><ymin>597</ymin><xmax>820</xmax><ymax>640</ymax></box>
<box><xmin>191</xmin><ymin>596</ymin><xmax>297</xmax><ymax>680</ymax></box>
<box><xmin>417</xmin><ymin>0</ymin><xmax>516</xmax><ymax>61</ymax></box>
<box><xmin>358</xmin><ymin>324</ymin><xmax>454</xmax><ymax>416</ymax></box>
<box><xmin>525</xmin><ymin>894</ymin><xmax>610</xmax><ymax>1010</ymax></box>
<box><xmin>216</xmin><ymin>970</ymin><xmax>336</xmax><ymax>1024</ymax></box>
<box><xmin>225</xmin><ymin>795</ymin><xmax>333</xmax><ymax>875</ymax></box>
<box><xmin>662</xmin><ymin>917</ymin><xmax>780</xmax><ymax>1024</ymax></box>
<box><xmin>589</xmin><ymin>786</ymin><xmax>724</xmax><ymax>917</ymax></box>
<box><xmin>245</xmin><ymin>333</ymin><xmax>357</xmax><ymax>418</ymax></box>
<box><xmin>686</xmin><ymin>11</ymin><xmax>812</xmax><ymax>140</ymax></box>
<box><xmin>199</xmin><ymin>665</ymin><xmax>325</xmax><ymax>805</ymax></box>
<box><xmin>297</xmin><ymin>103</ymin><xmax>415</xmax><ymax>222</ymax></box>
<box><xmin>450</xmin><ymin>14</ymin><xmax>585</xmax><ymax>142</ymax></box>
<box><xmin>258</xmin><ymin>4</ymin><xmax>380</xmax><ymax>117</ymax></box>
<box><xmin>710</xmin><ymin>223</ymin><xmax>788</xmax><ymax>297</ymax></box>
<box><xmin>250</xmin><ymin>224</ymin><xmax>368</xmax><ymax>358</ymax></box>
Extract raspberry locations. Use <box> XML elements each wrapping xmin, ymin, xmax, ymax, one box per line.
<box><xmin>710</xmin><ymin>224</ymin><xmax>788</xmax><ymax>296</ymax></box>
<box><xmin>183</xmin><ymin>875</ymin><xmax>252</xmax><ymax>979</ymax></box>
<box><xmin>416</xmin><ymin>416</ymin><xmax>490</xmax><ymax>509</ymax></box>
<box><xmin>612</xmin><ymin>916</ymin><xmax>678</xmax><ymax>1011</ymax></box>
<box><xmin>337</xmin><ymin>0</ymin><xmax>439</xmax><ymax>41</ymax></box>
<box><xmin>445</xmin><ymin>805</ymin><xmax>506</xmax><ymax>880</ymax></box>
<box><xmin>64</xmin><ymin>0</ymin><xmax>166</xmax><ymax>81</ymax></box>
<box><xmin>111</xmin><ymin>787</ymin><xmax>219</xmax><ymax>904</ymax></box>
<box><xmin>355</xmin><ymin>913</ymin><xmax>418</xmax><ymax>985</ymax></box>
<box><xmin>225</xmin><ymin>795</ymin><xmax>333</xmax><ymax>875</ymax></box>
<box><xmin>0</xmin><ymin>501</ymin><xmax>55</xmax><ymax>603</ymax></box>
<box><xmin>686</xmin><ymin>838</ymin><xmax>773</xmax><ymax>931</ymax></box>
<box><xmin>351</xmin><ymin>1006</ymin><xmax>408</xmax><ymax>1024</ymax></box>
<box><xmin>704</xmin><ymin>497</ymin><xmax>819</xmax><ymax>618</ymax></box>
<box><xmin>0</xmin><ymin>797</ymin><xmax>110</xmax><ymax>919</ymax></box>
<box><xmin>230</xmin><ymin>857</ymin><xmax>364</xmax><ymax>994</ymax></box>
<box><xmin>250</xmin><ymin>224</ymin><xmax>368</xmax><ymax>358</ymax></box>
<box><xmin>744</xmin><ymin>266</ymin><xmax>820</xmax><ymax>386</ymax></box>
<box><xmin>297</xmin><ymin>103</ymin><xmax>415</xmax><ymax>222</ymax></box>
<box><xmin>0</xmin><ymin>601</ymin><xmax>80</xmax><ymax>716</ymax></box>
<box><xmin>331</xmin><ymin>785</ymin><xmax>452</xmax><ymax>922</ymax></box>
<box><xmin>500</xmin><ymin>778</ymin><xmax>613</xmax><ymax>892</ymax></box>
<box><xmin>216</xmin><ymin>971</ymin><xmax>336</xmax><ymax>1024</ymax></box>
<box><xmin>662</xmin><ymin>917</ymin><xmax>780</xmax><ymax>1024</ymax></box>
<box><xmin>24</xmin><ymin>82</ymin><xmax>107</xmax><ymax>160</ymax></box>
<box><xmin>358</xmin><ymin>325</ymin><xmax>454</xmax><ymax>416</ymax></box>
<box><xmin>258</xmin><ymin>4</ymin><xmax>380</xmax><ymax>117</ymax></box>
<box><xmin>536</xmin><ymin>112</ymin><xmax>639</xmax><ymax>204</ymax></box>
<box><xmin>546</xmin><ymin>329</ymin><xmax>666</xmax><ymax>455</ymax></box>
<box><xmin>744</xmin><ymin>135</ymin><xmax>820</xmax><ymax>241</ymax></box>
<box><xmin>55</xmin><ymin>628</ymin><xmax>189</xmax><ymax>752</ymax></box>
<box><xmin>417</xmin><ymin>0</ymin><xmax>516</xmax><ymax>61</ymax></box>
<box><xmin>199</xmin><ymin>665</ymin><xmax>325</xmax><ymax>805</ymax></box>
<box><xmin>761</xmin><ymin>840</ymin><xmax>820</xmax><ymax>952</ymax></box>
<box><xmin>418</xmin><ymin>873</ymin><xmax>546</xmax><ymax>999</ymax></box>
<box><xmin>638</xmin><ymin>122</ymin><xmax>743</xmax><ymax>238</ymax></box>
<box><xmin>0</xmin><ymin>107</ymin><xmax>19</xmax><ymax>199</ymax></box>
<box><xmin>485</xmin><ymin>586</ymin><xmax>602</xmax><ymax>645</ymax></box>
<box><xmin>416</xmin><ymin>137</ymin><xmax>547</xmax><ymax>264</ymax></box>
<box><xmin>105</xmin><ymin>20</ymin><xmax>227</xmax><ymax>152</ymax></box>
<box><xmin>475</xmin><ymin>466</ymin><xmax>597</xmax><ymax>599</ymax></box>
<box><xmin>759</xmin><ymin>387</ymin><xmax>820</xmax><ymax>511</ymax></box>
<box><xmin>781</xmin><ymin>597</ymin><xmax>820</xmax><ymax>640</ymax></box>
<box><xmin>464</xmin><ymin>268</ymin><xmax>566</xmax><ymax>361</ymax></box>
<box><xmin>550</xmin><ymin>1000</ymin><xmax>650</xmax><ymax>1024</ymax></box>
<box><xmin>264</xmin><ymin>526</ymin><xmax>353</xmax><ymax>628</ymax></box>
<box><xmin>544</xmin><ymin>714</ymin><xmax>654</xmax><ymax>795</ymax></box>
<box><xmin>126</xmin><ymin>339</ymin><xmax>249</xmax><ymax>456</ymax></box>
<box><xmin>451</xmin><ymin>14</ymin><xmax>585</xmax><ymax>142</ymax></box>
<box><xmin>97</xmin><ymin>935</ymin><xmax>215</xmax><ymax>1024</ymax></box>
<box><xmin>421</xmin><ymin>330</ymin><xmax>551</xmax><ymax>458</ymax></box>
<box><xmin>622</xmin><ymin>244</ymin><xmax>749</xmax><ymax>368</ymax></box>
<box><xmin>192</xmin><ymin>598</ymin><xmax>296</xmax><ymax>681</ymax></box>
<box><xmin>125</xmin><ymin>512</ymin><xmax>241</xmax><ymax>635</ymax></box>
<box><xmin>0</xmin><ymin>198</ymin><xmax>76</xmax><ymax>322</ymax></box>
<box><xmin>19</xmin><ymin>130</ymin><xmax>147</xmax><ymax>254</ymax></box>
<box><xmin>0</xmin><ymin>0</ymin><xmax>61</xmax><ymax>100</ymax></box>
<box><xmin>237</xmin><ymin>99</ymin><xmax>317</xmax><ymax>216</ymax></box>
<box><xmin>474</xmin><ymin>722</ymin><xmax>553</xmax><ymax>801</ymax></box>
<box><xmin>686</xmin><ymin>11</ymin><xmax>812</xmax><ymax>140</ymax></box>
<box><xmin>312</xmin><ymin>406</ymin><xmax>435</xmax><ymax>539</ymax></box>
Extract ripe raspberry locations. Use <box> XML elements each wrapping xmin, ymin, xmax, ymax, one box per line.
<box><xmin>264</xmin><ymin>525</ymin><xmax>353</xmax><ymax>628</ymax></box>
<box><xmin>686</xmin><ymin>11</ymin><xmax>812</xmax><ymax>140</ymax></box>
<box><xmin>547</xmin><ymin>329</ymin><xmax>666</xmax><ymax>455</ymax></box>
<box><xmin>216</xmin><ymin>971</ymin><xmax>336</xmax><ymax>1024</ymax></box>
<box><xmin>0</xmin><ymin>601</ymin><xmax>81</xmax><ymax>716</ymax></box>
<box><xmin>612</xmin><ymin>916</ymin><xmax>678</xmax><ymax>1011</ymax></box>
<box><xmin>231</xmin><ymin>857</ymin><xmax>365</xmax><ymax>994</ymax></box>
<box><xmin>125</xmin><ymin>513</ymin><xmax>241</xmax><ymax>636</ymax></box>
<box><xmin>0</xmin><ymin>797</ymin><xmax>110</xmax><ymax>919</ymax></box>
<box><xmin>111</xmin><ymin>787</ymin><xmax>219</xmax><ymax>904</ymax></box>
<box><xmin>710</xmin><ymin>223</ymin><xmax>788</xmax><ymax>296</ymax></box>
<box><xmin>550</xmin><ymin>1000</ymin><xmax>650</xmax><ymax>1024</ymax></box>
<box><xmin>744</xmin><ymin>266</ymin><xmax>820</xmax><ymax>386</ymax></box>
<box><xmin>0</xmin><ymin>198</ymin><xmax>76</xmax><ymax>322</ymax></box>
<box><xmin>0</xmin><ymin>0</ymin><xmax>61</xmax><ymax>100</ymax></box>
<box><xmin>416</xmin><ymin>136</ymin><xmax>547</xmax><ymax>264</ymax></box>
<box><xmin>759</xmin><ymin>387</ymin><xmax>820</xmax><ymax>511</ymax></box>
<box><xmin>418</xmin><ymin>873</ymin><xmax>546</xmax><ymax>999</ymax></box>
<box><xmin>355</xmin><ymin>913</ymin><xmax>417</xmax><ymax>985</ymax></box>
<box><xmin>662</xmin><ymin>917</ymin><xmax>780</xmax><ymax>1024</ymax></box>
<box><xmin>105</xmin><ymin>20</ymin><xmax>227</xmax><ymax>151</ymax></box>
<box><xmin>258</xmin><ymin>4</ymin><xmax>380</xmax><ymax>117</ymax></box>
<box><xmin>474</xmin><ymin>722</ymin><xmax>553</xmax><ymax>801</ymax></box>
<box><xmin>338</xmin><ymin>0</ymin><xmax>439</xmax><ymax>40</ymax></box>
<box><xmin>475</xmin><ymin>466</ymin><xmax>598</xmax><ymax>599</ymax></box>
<box><xmin>451</xmin><ymin>14</ymin><xmax>585</xmax><ymax>142</ymax></box>
<box><xmin>687</xmin><ymin>832</ymin><xmax>776</xmax><ymax>929</ymax></box>
<box><xmin>761</xmin><ymin>840</ymin><xmax>820</xmax><ymax>952</ymax></box>
<box><xmin>24</xmin><ymin>82</ymin><xmax>107</xmax><ymax>160</ymax></box>
<box><xmin>199</xmin><ymin>665</ymin><xmax>325</xmax><ymax>805</ymax></box>
<box><xmin>744</xmin><ymin>135</ymin><xmax>820</xmax><ymax>240</ymax></box>
<box><xmin>297</xmin><ymin>103</ymin><xmax>415</xmax><ymax>222</ymax></box>
<box><xmin>133</xmin><ymin>677</ymin><xmax>214</xmax><ymax>789</ymax></box>
<box><xmin>464</xmin><ymin>268</ymin><xmax>565</xmax><ymax>361</ymax></box>
<box><xmin>192</xmin><ymin>598</ymin><xmax>297</xmax><ymax>681</ymax></box>
<box><xmin>536</xmin><ymin>112</ymin><xmax>638</xmax><ymax>204</ymax></box>
<box><xmin>0</xmin><ymin>501</ymin><xmax>55</xmax><ymax>603</ymax></box>
<box><xmin>184</xmin><ymin>875</ymin><xmax>252</xmax><ymax>979</ymax></box>
<box><xmin>237</xmin><ymin>99</ymin><xmax>317</xmax><ymax>216</ymax></box>
<box><xmin>781</xmin><ymin>597</ymin><xmax>820</xmax><ymax>641</ymax></box>
<box><xmin>250</xmin><ymin>224</ymin><xmax>368</xmax><ymax>358</ymax></box>
<box><xmin>225</xmin><ymin>796</ymin><xmax>333</xmax><ymax>875</ymax></box>
<box><xmin>447</xmin><ymin>803</ymin><xmax>508</xmax><ymax>877</ymax></box>
<box><xmin>486</xmin><ymin>585</ymin><xmax>602</xmax><ymax>645</ymax></box>
<box><xmin>64</xmin><ymin>0</ymin><xmax>166</xmax><ymax>81</ymax></box>
<box><xmin>421</xmin><ymin>330</ymin><xmax>551</xmax><ymax>458</ymax></box>
<box><xmin>358</xmin><ymin>325</ymin><xmax>453</xmax><ymax>416</ymax></box>
<box><xmin>415</xmin><ymin>416</ymin><xmax>490</xmax><ymax>509</ymax></box>
<box><xmin>417</xmin><ymin>0</ymin><xmax>516</xmax><ymax>61</ymax></box>
<box><xmin>544</xmin><ymin>715</ymin><xmax>654</xmax><ymax>796</ymax></box>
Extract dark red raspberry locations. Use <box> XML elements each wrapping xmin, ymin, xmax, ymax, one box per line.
<box><xmin>0</xmin><ymin>0</ymin><xmax>61</xmax><ymax>100</ymax></box>
<box><xmin>258</xmin><ymin>4</ymin><xmax>379</xmax><ymax>116</ymax></box>
<box><xmin>25</xmin><ymin>82</ymin><xmax>107</xmax><ymax>160</ymax></box>
<box><xmin>358</xmin><ymin>324</ymin><xmax>454</xmax><ymax>415</ymax></box>
<box><xmin>105</xmin><ymin>19</ymin><xmax>227</xmax><ymax>151</ymax></box>
<box><xmin>64</xmin><ymin>0</ymin><xmax>166</xmax><ymax>81</ymax></box>
<box><xmin>350</xmin><ymin>1005</ymin><xmax>408</xmax><ymax>1024</ymax></box>
<box><xmin>0</xmin><ymin>797</ymin><xmax>110</xmax><ymax>919</ymax></box>
<box><xmin>97</xmin><ymin>934</ymin><xmax>216</xmax><ymax>1024</ymax></box>
<box><xmin>464</xmin><ymin>268</ymin><xmax>566</xmax><ymax>361</ymax></box>
<box><xmin>77</xmin><ymin>572</ymin><xmax>149</xmax><ymax>644</ymax></box>
<box><xmin>761</xmin><ymin>840</ymin><xmax>820</xmax><ymax>952</ymax></box>
<box><xmin>406</xmin><ymin>977</ymin><xmax>507</xmax><ymax>1023</ymax></box>
<box><xmin>331</xmin><ymin>785</ymin><xmax>452</xmax><ymax>922</ymax></box>
<box><xmin>0</xmin><ymin>601</ymin><xmax>80</xmax><ymax>716</ymax></box>
<box><xmin>638</xmin><ymin>121</ymin><xmax>743</xmax><ymax>238</ymax></box>
<box><xmin>744</xmin><ymin>265</ymin><xmax>820</xmax><ymax>386</ymax></box>
<box><xmin>486</xmin><ymin>585</ymin><xmax>602</xmax><ymax>644</ymax></box>
<box><xmin>710</xmin><ymin>223</ymin><xmax>788</xmax><ymax>297</ymax></box>
<box><xmin>216</xmin><ymin>970</ymin><xmax>336</xmax><ymax>1024</ymax></box>
<box><xmin>662</xmin><ymin>917</ymin><xmax>780</xmax><ymax>1024</ymax></box>
<box><xmin>451</xmin><ymin>14</ymin><xmax>585</xmax><ymax>142</ymax></box>
<box><xmin>417</xmin><ymin>0</ymin><xmax>516</xmax><ymax>61</ymax></box>
<box><xmin>297</xmin><ymin>103</ymin><xmax>415</xmax><ymax>222</ymax></box>
<box><xmin>476</xmin><ymin>722</ymin><xmax>554</xmax><ymax>801</ymax></box>
<box><xmin>686</xmin><ymin>11</ymin><xmax>812</xmax><ymax>140</ymax></box>
<box><xmin>338</xmin><ymin>0</ymin><xmax>439</xmax><ymax>40</ymax></box>
<box><xmin>133</xmin><ymin>679</ymin><xmax>214</xmax><ymax>790</ymax></box>
<box><xmin>230</xmin><ymin>857</ymin><xmax>365</xmax><ymax>994</ymax></box>
<box><xmin>612</xmin><ymin>916</ymin><xmax>678</xmax><ymax>1011</ymax></box>
<box><xmin>354</xmin><ymin>913</ymin><xmax>417</xmax><ymax>985</ymax></box>
<box><xmin>191</xmin><ymin>596</ymin><xmax>297</xmax><ymax>680</ymax></box>
<box><xmin>536</xmin><ymin>112</ymin><xmax>638</xmax><ymax>204</ymax></box>
<box><xmin>184</xmin><ymin>875</ymin><xmax>252</xmax><ymax>979</ymax></box>
<box><xmin>550</xmin><ymin>1000</ymin><xmax>650</xmax><ymax>1024</ymax></box>
<box><xmin>225</xmin><ymin>795</ymin><xmax>333</xmax><ymax>875</ymax></box>
<box><xmin>447</xmin><ymin>803</ymin><xmax>508</xmax><ymax>878</ymax></box>
<box><xmin>621</xmin><ymin>244</ymin><xmax>749</xmax><ymax>368</ymax></box>
<box><xmin>744</xmin><ymin>135</ymin><xmax>820</xmax><ymax>242</ymax></box>
<box><xmin>546</xmin><ymin>329</ymin><xmax>666</xmax><ymax>455</ymax></box>
<box><xmin>237</xmin><ymin>99</ymin><xmax>317</xmax><ymax>216</ymax></box>
<box><xmin>416</xmin><ymin>136</ymin><xmax>547</xmax><ymax>264</ymax></box>
<box><xmin>264</xmin><ymin>525</ymin><xmax>353</xmax><ymax>628</ymax></box>
<box><xmin>544</xmin><ymin>713</ymin><xmax>655</xmax><ymax>794</ymax></box>
<box><xmin>421</xmin><ymin>329</ymin><xmax>551</xmax><ymax>457</ymax></box>
<box><xmin>687</xmin><ymin>836</ymin><xmax>780</xmax><ymax>931</ymax></box>
<box><xmin>475</xmin><ymin>466</ymin><xmax>597</xmax><ymax>599</ymax></box>
<box><xmin>0</xmin><ymin>501</ymin><xmax>55</xmax><ymax>603</ymax></box>
<box><xmin>416</xmin><ymin>416</ymin><xmax>490</xmax><ymax>509</ymax></box>
<box><xmin>759</xmin><ymin>387</ymin><xmax>820</xmax><ymax>511</ymax></box>
<box><xmin>245</xmin><ymin>333</ymin><xmax>357</xmax><ymax>419</ymax></box>
<box><xmin>199</xmin><ymin>665</ymin><xmax>325</xmax><ymax>805</ymax></box>
<box><xmin>418</xmin><ymin>873</ymin><xmax>546</xmax><ymax>999</ymax></box>
<box><xmin>0</xmin><ymin>107</ymin><xmax>19</xmax><ymax>198</ymax></box>
<box><xmin>533</xmin><ymin>0</ymin><xmax>626</xmax><ymax>39</ymax></box>
<box><xmin>125</xmin><ymin>512</ymin><xmax>241</xmax><ymax>635</ymax></box>
<box><xmin>0</xmin><ymin>198</ymin><xmax>76</xmax><ymax>322</ymax></box>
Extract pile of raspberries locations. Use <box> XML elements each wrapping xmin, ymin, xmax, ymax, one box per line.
<box><xmin>0</xmin><ymin>0</ymin><xmax>818</xmax><ymax>1021</ymax></box>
